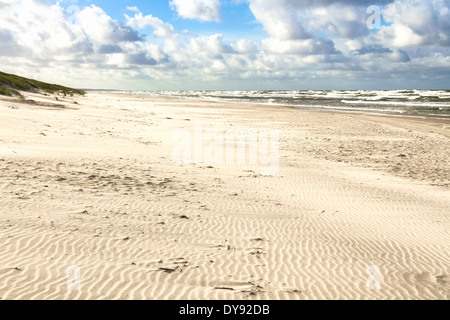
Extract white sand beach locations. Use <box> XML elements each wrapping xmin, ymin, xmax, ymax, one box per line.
<box><xmin>0</xmin><ymin>91</ymin><xmax>449</xmax><ymax>300</ymax></box>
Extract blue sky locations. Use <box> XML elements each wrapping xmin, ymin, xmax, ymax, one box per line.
<box><xmin>0</xmin><ymin>0</ymin><xmax>449</xmax><ymax>90</ymax></box>
<box><xmin>68</xmin><ymin>0</ymin><xmax>266</xmax><ymax>42</ymax></box>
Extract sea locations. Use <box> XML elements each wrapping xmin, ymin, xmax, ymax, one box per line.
<box><xmin>122</xmin><ymin>90</ymin><xmax>450</xmax><ymax>119</ymax></box>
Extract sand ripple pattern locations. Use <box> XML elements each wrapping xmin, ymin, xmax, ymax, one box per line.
<box><xmin>0</xmin><ymin>156</ymin><xmax>448</xmax><ymax>300</ymax></box>
<box><xmin>0</xmin><ymin>93</ymin><xmax>449</xmax><ymax>300</ymax></box>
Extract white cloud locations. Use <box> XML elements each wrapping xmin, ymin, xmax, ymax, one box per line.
<box><xmin>379</xmin><ymin>0</ymin><xmax>450</xmax><ymax>47</ymax></box>
<box><xmin>126</xmin><ymin>6</ymin><xmax>140</xmax><ymax>13</ymax></box>
<box><xmin>108</xmin><ymin>42</ymin><xmax>168</xmax><ymax>67</ymax></box>
<box><xmin>389</xmin><ymin>49</ymin><xmax>411</xmax><ymax>62</ymax></box>
<box><xmin>170</xmin><ymin>0</ymin><xmax>221</xmax><ymax>22</ymax></box>
<box><xmin>125</xmin><ymin>12</ymin><xmax>174</xmax><ymax>38</ymax></box>
<box><xmin>247</xmin><ymin>0</ymin><xmax>383</xmax><ymax>41</ymax></box>
<box><xmin>247</xmin><ymin>0</ymin><xmax>450</xmax><ymax>47</ymax></box>
<box><xmin>231</xmin><ymin>39</ymin><xmax>257</xmax><ymax>54</ymax></box>
<box><xmin>78</xmin><ymin>5</ymin><xmax>140</xmax><ymax>45</ymax></box>
<box><xmin>0</xmin><ymin>0</ymin><xmax>91</xmax><ymax>59</ymax></box>
<box><xmin>0</xmin><ymin>0</ymin><xmax>449</xmax><ymax>90</ymax></box>
<box><xmin>261</xmin><ymin>38</ymin><xmax>338</xmax><ymax>55</ymax></box>
<box><xmin>187</xmin><ymin>34</ymin><xmax>233</xmax><ymax>59</ymax></box>
<box><xmin>248</xmin><ymin>0</ymin><xmax>310</xmax><ymax>40</ymax></box>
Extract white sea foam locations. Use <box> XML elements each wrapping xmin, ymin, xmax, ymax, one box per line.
<box><xmin>126</xmin><ymin>90</ymin><xmax>450</xmax><ymax>119</ymax></box>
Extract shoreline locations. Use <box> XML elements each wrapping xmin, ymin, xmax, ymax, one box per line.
<box><xmin>109</xmin><ymin>90</ymin><xmax>450</xmax><ymax>121</ymax></box>
<box><xmin>0</xmin><ymin>91</ymin><xmax>449</xmax><ymax>300</ymax></box>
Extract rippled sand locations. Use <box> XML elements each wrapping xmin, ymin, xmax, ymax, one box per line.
<box><xmin>0</xmin><ymin>91</ymin><xmax>448</xmax><ymax>300</ymax></box>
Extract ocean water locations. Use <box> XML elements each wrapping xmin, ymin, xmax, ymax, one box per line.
<box><xmin>127</xmin><ymin>90</ymin><xmax>450</xmax><ymax>119</ymax></box>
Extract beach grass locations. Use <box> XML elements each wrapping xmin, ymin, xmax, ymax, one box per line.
<box><xmin>0</xmin><ymin>71</ymin><xmax>85</xmax><ymax>97</ymax></box>
<box><xmin>0</xmin><ymin>86</ymin><xmax>22</xmax><ymax>98</ymax></box>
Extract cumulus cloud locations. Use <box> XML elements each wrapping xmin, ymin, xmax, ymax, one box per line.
<box><xmin>97</xmin><ymin>44</ymin><xmax>123</xmax><ymax>54</ymax></box>
<box><xmin>247</xmin><ymin>0</ymin><xmax>385</xmax><ymax>40</ymax></box>
<box><xmin>231</xmin><ymin>39</ymin><xmax>258</xmax><ymax>55</ymax></box>
<box><xmin>353</xmin><ymin>46</ymin><xmax>410</xmax><ymax>63</ymax></box>
<box><xmin>170</xmin><ymin>0</ymin><xmax>221</xmax><ymax>22</ymax></box>
<box><xmin>78</xmin><ymin>6</ymin><xmax>141</xmax><ymax>45</ymax></box>
<box><xmin>247</xmin><ymin>0</ymin><xmax>449</xmax><ymax>47</ymax></box>
<box><xmin>0</xmin><ymin>0</ymin><xmax>93</xmax><ymax>59</ymax></box>
<box><xmin>126</xmin><ymin>6</ymin><xmax>140</xmax><ymax>13</ymax></box>
<box><xmin>0</xmin><ymin>30</ymin><xmax>24</xmax><ymax>56</ymax></box>
<box><xmin>389</xmin><ymin>49</ymin><xmax>411</xmax><ymax>62</ymax></box>
<box><xmin>248</xmin><ymin>0</ymin><xmax>310</xmax><ymax>40</ymax></box>
<box><xmin>380</xmin><ymin>0</ymin><xmax>450</xmax><ymax>47</ymax></box>
<box><xmin>126</xmin><ymin>12</ymin><xmax>175</xmax><ymax>38</ymax></box>
<box><xmin>262</xmin><ymin>38</ymin><xmax>338</xmax><ymax>55</ymax></box>
<box><xmin>0</xmin><ymin>0</ymin><xmax>449</xmax><ymax>90</ymax></box>
<box><xmin>188</xmin><ymin>34</ymin><xmax>234</xmax><ymax>59</ymax></box>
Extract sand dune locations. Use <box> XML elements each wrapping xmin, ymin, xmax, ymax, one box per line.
<box><xmin>0</xmin><ymin>91</ymin><xmax>448</xmax><ymax>300</ymax></box>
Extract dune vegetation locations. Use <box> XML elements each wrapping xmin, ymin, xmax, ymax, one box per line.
<box><xmin>0</xmin><ymin>71</ymin><xmax>85</xmax><ymax>98</ymax></box>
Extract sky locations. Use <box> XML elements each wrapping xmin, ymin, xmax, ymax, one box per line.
<box><xmin>0</xmin><ymin>0</ymin><xmax>449</xmax><ymax>90</ymax></box>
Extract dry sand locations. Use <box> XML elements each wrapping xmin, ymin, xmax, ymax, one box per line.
<box><xmin>0</xmin><ymin>91</ymin><xmax>448</xmax><ymax>300</ymax></box>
